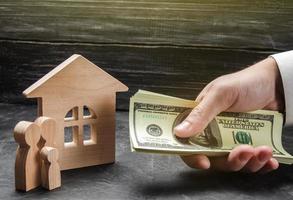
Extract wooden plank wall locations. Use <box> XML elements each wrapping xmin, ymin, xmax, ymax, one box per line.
<box><xmin>1</xmin><ymin>0</ymin><xmax>293</xmax><ymax>110</ymax></box>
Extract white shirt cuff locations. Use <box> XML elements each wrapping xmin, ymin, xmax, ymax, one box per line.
<box><xmin>271</xmin><ymin>51</ymin><xmax>293</xmax><ymax>126</ymax></box>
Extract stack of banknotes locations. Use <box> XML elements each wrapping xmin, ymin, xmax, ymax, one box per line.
<box><xmin>129</xmin><ymin>90</ymin><xmax>293</xmax><ymax>164</ymax></box>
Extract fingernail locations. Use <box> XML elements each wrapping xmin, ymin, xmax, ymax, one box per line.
<box><xmin>201</xmin><ymin>159</ymin><xmax>211</xmax><ymax>169</ymax></box>
<box><xmin>258</xmin><ymin>152</ymin><xmax>270</xmax><ymax>162</ymax></box>
<box><xmin>239</xmin><ymin>153</ymin><xmax>251</xmax><ymax>162</ymax></box>
<box><xmin>175</xmin><ymin>121</ymin><xmax>190</xmax><ymax>132</ymax></box>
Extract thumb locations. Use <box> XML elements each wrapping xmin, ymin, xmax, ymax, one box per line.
<box><xmin>174</xmin><ymin>90</ymin><xmax>229</xmax><ymax>138</ymax></box>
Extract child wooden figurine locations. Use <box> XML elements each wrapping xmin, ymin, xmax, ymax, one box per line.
<box><xmin>40</xmin><ymin>147</ymin><xmax>61</xmax><ymax>190</ymax></box>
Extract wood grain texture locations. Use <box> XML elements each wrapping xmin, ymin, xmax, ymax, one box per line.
<box><xmin>35</xmin><ymin>117</ymin><xmax>58</xmax><ymax>148</ymax></box>
<box><xmin>23</xmin><ymin>55</ymin><xmax>126</xmax><ymax>170</ymax></box>
<box><xmin>40</xmin><ymin>147</ymin><xmax>61</xmax><ymax>190</ymax></box>
<box><xmin>1</xmin><ymin>1</ymin><xmax>293</xmax><ymax>108</ymax></box>
<box><xmin>14</xmin><ymin>121</ymin><xmax>42</xmax><ymax>191</ymax></box>
<box><xmin>0</xmin><ymin>0</ymin><xmax>293</xmax><ymax>50</ymax></box>
<box><xmin>0</xmin><ymin>40</ymin><xmax>275</xmax><ymax>109</ymax></box>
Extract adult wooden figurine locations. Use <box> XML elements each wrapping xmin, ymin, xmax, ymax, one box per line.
<box><xmin>35</xmin><ymin>116</ymin><xmax>57</xmax><ymax>148</ymax></box>
<box><xmin>14</xmin><ymin>121</ymin><xmax>41</xmax><ymax>191</ymax></box>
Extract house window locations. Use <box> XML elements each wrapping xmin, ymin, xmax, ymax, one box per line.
<box><xmin>64</xmin><ymin>106</ymin><xmax>78</xmax><ymax>121</ymax></box>
<box><xmin>64</xmin><ymin>126</ymin><xmax>78</xmax><ymax>143</ymax></box>
<box><xmin>64</xmin><ymin>105</ymin><xmax>97</xmax><ymax>146</ymax></box>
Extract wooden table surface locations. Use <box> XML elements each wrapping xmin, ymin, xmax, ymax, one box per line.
<box><xmin>1</xmin><ymin>103</ymin><xmax>293</xmax><ymax>200</ymax></box>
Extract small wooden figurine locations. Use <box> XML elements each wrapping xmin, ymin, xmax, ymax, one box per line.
<box><xmin>14</xmin><ymin>121</ymin><xmax>41</xmax><ymax>191</ymax></box>
<box><xmin>40</xmin><ymin>147</ymin><xmax>61</xmax><ymax>190</ymax></box>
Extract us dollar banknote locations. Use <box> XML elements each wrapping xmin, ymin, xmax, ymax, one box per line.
<box><xmin>129</xmin><ymin>90</ymin><xmax>293</xmax><ymax>164</ymax></box>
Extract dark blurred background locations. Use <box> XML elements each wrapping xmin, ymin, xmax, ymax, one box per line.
<box><xmin>1</xmin><ymin>0</ymin><xmax>293</xmax><ymax>110</ymax></box>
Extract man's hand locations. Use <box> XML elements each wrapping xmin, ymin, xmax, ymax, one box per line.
<box><xmin>174</xmin><ymin>57</ymin><xmax>284</xmax><ymax>173</ymax></box>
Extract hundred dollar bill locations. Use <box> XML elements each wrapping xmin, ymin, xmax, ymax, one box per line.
<box><xmin>129</xmin><ymin>90</ymin><xmax>293</xmax><ymax>164</ymax></box>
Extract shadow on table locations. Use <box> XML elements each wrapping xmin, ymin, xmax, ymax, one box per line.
<box><xmin>8</xmin><ymin>159</ymin><xmax>293</xmax><ymax>199</ymax></box>
<box><xmin>134</xmin><ymin>126</ymin><xmax>293</xmax><ymax>197</ymax></box>
<box><xmin>137</xmin><ymin>164</ymin><xmax>293</xmax><ymax>197</ymax></box>
<box><xmin>11</xmin><ymin>163</ymin><xmax>116</xmax><ymax>198</ymax></box>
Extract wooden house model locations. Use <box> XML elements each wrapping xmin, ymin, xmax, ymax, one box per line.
<box><xmin>23</xmin><ymin>54</ymin><xmax>128</xmax><ymax>170</ymax></box>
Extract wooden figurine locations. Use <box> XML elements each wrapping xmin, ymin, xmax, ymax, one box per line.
<box><xmin>14</xmin><ymin>121</ymin><xmax>41</xmax><ymax>191</ymax></box>
<box><xmin>35</xmin><ymin>116</ymin><xmax>57</xmax><ymax>148</ymax></box>
<box><xmin>23</xmin><ymin>54</ymin><xmax>128</xmax><ymax>170</ymax></box>
<box><xmin>40</xmin><ymin>147</ymin><xmax>61</xmax><ymax>190</ymax></box>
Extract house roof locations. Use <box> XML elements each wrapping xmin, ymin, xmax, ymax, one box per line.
<box><xmin>23</xmin><ymin>54</ymin><xmax>128</xmax><ymax>98</ymax></box>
